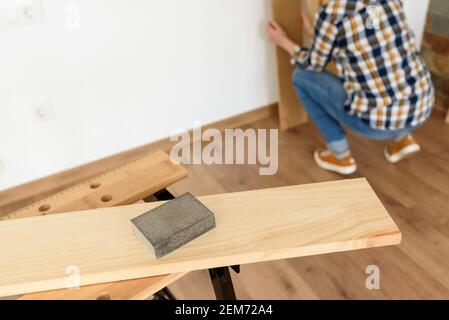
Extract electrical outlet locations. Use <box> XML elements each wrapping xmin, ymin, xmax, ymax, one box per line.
<box><xmin>28</xmin><ymin>98</ymin><xmax>55</xmax><ymax>124</ymax></box>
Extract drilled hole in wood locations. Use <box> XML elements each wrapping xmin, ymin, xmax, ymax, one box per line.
<box><xmin>39</xmin><ymin>204</ymin><xmax>51</xmax><ymax>212</ymax></box>
<box><xmin>96</xmin><ymin>293</ymin><xmax>111</xmax><ymax>300</ymax></box>
<box><xmin>90</xmin><ymin>182</ymin><xmax>101</xmax><ymax>189</ymax></box>
<box><xmin>101</xmin><ymin>195</ymin><xmax>113</xmax><ymax>203</ymax></box>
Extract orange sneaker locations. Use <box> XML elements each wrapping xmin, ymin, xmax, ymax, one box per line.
<box><xmin>314</xmin><ymin>150</ymin><xmax>357</xmax><ymax>175</ymax></box>
<box><xmin>384</xmin><ymin>135</ymin><xmax>421</xmax><ymax>163</ymax></box>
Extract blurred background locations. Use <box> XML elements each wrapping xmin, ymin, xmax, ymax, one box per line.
<box><xmin>0</xmin><ymin>0</ymin><xmax>443</xmax><ymax>191</ymax></box>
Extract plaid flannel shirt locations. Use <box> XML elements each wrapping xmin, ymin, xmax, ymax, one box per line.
<box><xmin>294</xmin><ymin>0</ymin><xmax>434</xmax><ymax>130</ymax></box>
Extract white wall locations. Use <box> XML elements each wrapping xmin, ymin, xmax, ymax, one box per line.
<box><xmin>0</xmin><ymin>0</ymin><xmax>430</xmax><ymax>190</ymax></box>
<box><xmin>0</xmin><ymin>0</ymin><xmax>277</xmax><ymax>190</ymax></box>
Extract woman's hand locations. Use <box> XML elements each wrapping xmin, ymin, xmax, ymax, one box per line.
<box><xmin>266</xmin><ymin>20</ymin><xmax>296</xmax><ymax>55</ymax></box>
<box><xmin>266</xmin><ymin>20</ymin><xmax>288</xmax><ymax>46</ymax></box>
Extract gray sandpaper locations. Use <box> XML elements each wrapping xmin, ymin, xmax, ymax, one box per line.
<box><xmin>131</xmin><ymin>193</ymin><xmax>216</xmax><ymax>259</ymax></box>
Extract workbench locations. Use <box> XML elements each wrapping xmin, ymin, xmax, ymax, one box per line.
<box><xmin>0</xmin><ymin>157</ymin><xmax>401</xmax><ymax>299</ymax></box>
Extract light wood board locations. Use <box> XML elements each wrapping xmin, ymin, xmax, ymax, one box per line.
<box><xmin>272</xmin><ymin>0</ymin><xmax>308</xmax><ymax>130</ymax></box>
<box><xmin>272</xmin><ymin>0</ymin><xmax>341</xmax><ymax>130</ymax></box>
<box><xmin>18</xmin><ymin>273</ymin><xmax>186</xmax><ymax>300</ymax></box>
<box><xmin>1</xmin><ymin>150</ymin><xmax>188</xmax><ymax>300</ymax></box>
<box><xmin>0</xmin><ymin>178</ymin><xmax>401</xmax><ymax>297</ymax></box>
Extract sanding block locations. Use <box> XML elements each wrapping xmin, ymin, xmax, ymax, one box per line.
<box><xmin>131</xmin><ymin>193</ymin><xmax>216</xmax><ymax>259</ymax></box>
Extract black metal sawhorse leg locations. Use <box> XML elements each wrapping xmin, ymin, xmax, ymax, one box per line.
<box><xmin>152</xmin><ymin>287</ymin><xmax>177</xmax><ymax>300</ymax></box>
<box><xmin>209</xmin><ymin>265</ymin><xmax>240</xmax><ymax>300</ymax></box>
<box><xmin>147</xmin><ymin>189</ymin><xmax>239</xmax><ymax>301</ymax></box>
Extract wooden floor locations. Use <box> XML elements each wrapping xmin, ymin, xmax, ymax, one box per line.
<box><xmin>2</xmin><ymin>108</ymin><xmax>449</xmax><ymax>300</ymax></box>
<box><xmin>166</xmin><ymin>109</ymin><xmax>449</xmax><ymax>300</ymax></box>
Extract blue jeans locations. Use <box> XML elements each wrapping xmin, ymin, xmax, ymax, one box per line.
<box><xmin>292</xmin><ymin>68</ymin><xmax>412</xmax><ymax>156</ymax></box>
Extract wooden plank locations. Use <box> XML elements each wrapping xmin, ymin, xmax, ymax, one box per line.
<box><xmin>0</xmin><ymin>178</ymin><xmax>401</xmax><ymax>297</ymax></box>
<box><xmin>272</xmin><ymin>0</ymin><xmax>308</xmax><ymax>130</ymax></box>
<box><xmin>3</xmin><ymin>151</ymin><xmax>187</xmax><ymax>220</ymax></box>
<box><xmin>1</xmin><ymin>150</ymin><xmax>188</xmax><ymax>300</ymax></box>
<box><xmin>18</xmin><ymin>273</ymin><xmax>186</xmax><ymax>300</ymax></box>
<box><xmin>272</xmin><ymin>0</ymin><xmax>341</xmax><ymax>131</ymax></box>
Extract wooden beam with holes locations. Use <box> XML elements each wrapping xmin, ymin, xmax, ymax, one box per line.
<box><xmin>0</xmin><ymin>179</ymin><xmax>401</xmax><ymax>298</ymax></box>
<box><xmin>1</xmin><ymin>150</ymin><xmax>188</xmax><ymax>300</ymax></box>
<box><xmin>4</xmin><ymin>151</ymin><xmax>186</xmax><ymax>220</ymax></box>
